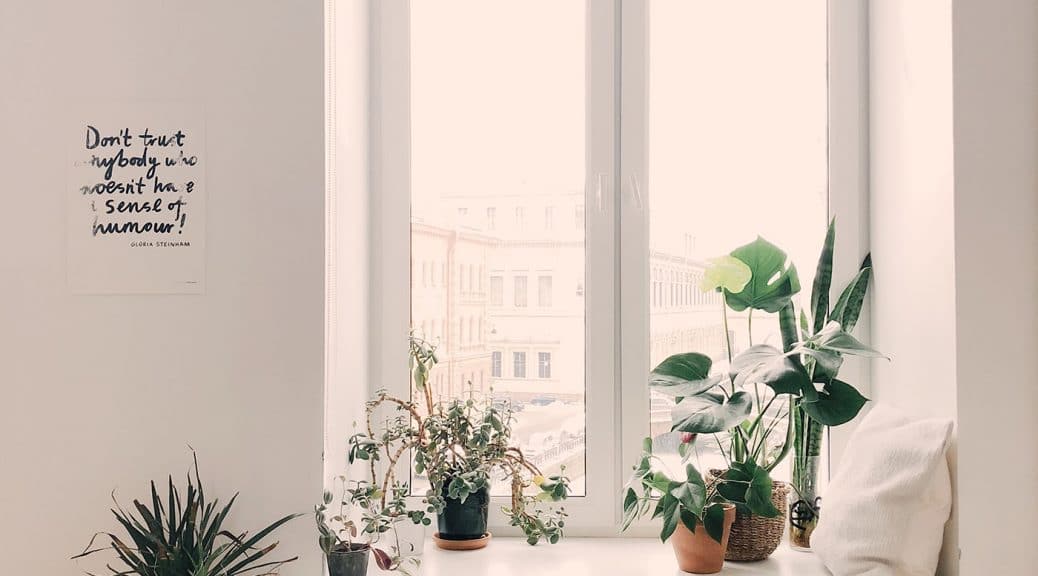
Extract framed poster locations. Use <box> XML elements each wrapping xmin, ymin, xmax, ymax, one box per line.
<box><xmin>67</xmin><ymin>106</ymin><xmax>206</xmax><ymax>294</ymax></box>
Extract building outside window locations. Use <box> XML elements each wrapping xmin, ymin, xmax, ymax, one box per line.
<box><xmin>538</xmin><ymin>352</ymin><xmax>552</xmax><ymax>379</ymax></box>
<box><xmin>514</xmin><ymin>275</ymin><xmax>528</xmax><ymax>308</ymax></box>
<box><xmin>538</xmin><ymin>275</ymin><xmax>553</xmax><ymax>307</ymax></box>
<box><xmin>513</xmin><ymin>351</ymin><xmax>526</xmax><ymax>378</ymax></box>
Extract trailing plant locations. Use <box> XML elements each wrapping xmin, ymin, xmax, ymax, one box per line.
<box><xmin>314</xmin><ymin>474</ymin><xmax>424</xmax><ymax>575</ymax></box>
<box><xmin>622</xmin><ymin>438</ymin><xmax>773</xmax><ymax>543</ymax></box>
<box><xmin>73</xmin><ymin>454</ymin><xmax>300</xmax><ymax>576</ymax></box>
<box><xmin>346</xmin><ymin>334</ymin><xmax>570</xmax><ymax>546</ymax></box>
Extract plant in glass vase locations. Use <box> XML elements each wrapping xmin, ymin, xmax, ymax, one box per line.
<box><xmin>348</xmin><ymin>334</ymin><xmax>570</xmax><ymax>551</ymax></box>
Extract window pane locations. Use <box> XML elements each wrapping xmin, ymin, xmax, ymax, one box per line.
<box><xmin>410</xmin><ymin>0</ymin><xmax>587</xmax><ymax>496</ymax></box>
<box><xmin>514</xmin><ymin>275</ymin><xmax>528</xmax><ymax>308</ymax></box>
<box><xmin>538</xmin><ymin>352</ymin><xmax>552</xmax><ymax>379</ymax></box>
<box><xmin>538</xmin><ymin>275</ymin><xmax>553</xmax><ymax>308</ymax></box>
<box><xmin>647</xmin><ymin>0</ymin><xmax>829</xmax><ymax>482</ymax></box>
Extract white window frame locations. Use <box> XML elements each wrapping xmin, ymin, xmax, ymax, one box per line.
<box><xmin>364</xmin><ymin>0</ymin><xmax>867</xmax><ymax>538</ymax></box>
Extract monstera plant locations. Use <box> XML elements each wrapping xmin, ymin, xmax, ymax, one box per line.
<box><xmin>644</xmin><ymin>225</ymin><xmax>882</xmax><ymax>560</ymax></box>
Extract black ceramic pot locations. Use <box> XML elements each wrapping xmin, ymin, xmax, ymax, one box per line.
<box><xmin>326</xmin><ymin>543</ymin><xmax>370</xmax><ymax>576</ymax></box>
<box><xmin>436</xmin><ymin>485</ymin><xmax>489</xmax><ymax>540</ymax></box>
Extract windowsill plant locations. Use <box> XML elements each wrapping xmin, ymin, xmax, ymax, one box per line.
<box><xmin>341</xmin><ymin>334</ymin><xmax>570</xmax><ymax>553</ymax></box>
<box><xmin>74</xmin><ymin>453</ymin><xmax>301</xmax><ymax>576</ymax></box>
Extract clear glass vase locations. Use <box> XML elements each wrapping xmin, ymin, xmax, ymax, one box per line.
<box><xmin>789</xmin><ymin>404</ymin><xmax>823</xmax><ymax>551</ymax></box>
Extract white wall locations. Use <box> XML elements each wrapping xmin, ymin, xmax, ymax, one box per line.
<box><xmin>871</xmin><ymin>1</ymin><xmax>1038</xmax><ymax>574</ymax></box>
<box><xmin>869</xmin><ymin>2</ymin><xmax>959</xmax><ymax>572</ymax></box>
<box><xmin>0</xmin><ymin>2</ymin><xmax>326</xmax><ymax>575</ymax></box>
<box><xmin>952</xmin><ymin>1</ymin><xmax>1038</xmax><ymax>574</ymax></box>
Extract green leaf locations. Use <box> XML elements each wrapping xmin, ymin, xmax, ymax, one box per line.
<box><xmin>812</xmin><ymin>322</ymin><xmax>887</xmax><ymax>358</ymax></box>
<box><xmin>811</xmin><ymin>219</ymin><xmax>836</xmax><ymax>333</ymax></box>
<box><xmin>744</xmin><ymin>466</ymin><xmax>779</xmax><ymax>518</ymax></box>
<box><xmin>678</xmin><ymin>507</ymin><xmax>699</xmax><ymax>533</ymax></box>
<box><xmin>701</xmin><ymin>255</ymin><xmax>752</xmax><ymax>294</ymax></box>
<box><xmin>669</xmin><ymin>477</ymin><xmax>706</xmax><ymax>515</ymax></box>
<box><xmin>801</xmin><ymin>379</ymin><xmax>869</xmax><ymax>426</ymax></box>
<box><xmin>703</xmin><ymin>503</ymin><xmax>727</xmax><ymax>544</ymax></box>
<box><xmin>724</xmin><ymin>237</ymin><xmax>802</xmax><ymax>313</ymax></box>
<box><xmin>732</xmin><ymin>345</ymin><xmax>810</xmax><ymax>396</ymax></box>
<box><xmin>650</xmin><ymin>353</ymin><xmax>723</xmax><ymax>397</ymax></box>
<box><xmin>830</xmin><ymin>254</ymin><xmax>872</xmax><ymax>332</ymax></box>
<box><xmin>659</xmin><ymin>495</ymin><xmax>680</xmax><ymax>543</ymax></box>
<box><xmin>779</xmin><ymin>301</ymin><xmax>800</xmax><ymax>354</ymax></box>
<box><xmin>671</xmin><ymin>391</ymin><xmax>753</xmax><ymax>434</ymax></box>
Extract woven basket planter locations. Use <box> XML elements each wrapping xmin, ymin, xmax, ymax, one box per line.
<box><xmin>709</xmin><ymin>470</ymin><xmax>789</xmax><ymax>562</ymax></box>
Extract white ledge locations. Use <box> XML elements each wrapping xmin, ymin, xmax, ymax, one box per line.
<box><xmin>409</xmin><ymin>537</ymin><xmax>831</xmax><ymax>575</ymax></box>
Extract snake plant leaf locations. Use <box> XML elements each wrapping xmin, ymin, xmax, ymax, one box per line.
<box><xmin>801</xmin><ymin>378</ymin><xmax>869</xmax><ymax>426</ymax></box>
<box><xmin>703</xmin><ymin>503</ymin><xmax>727</xmax><ymax>544</ymax></box>
<box><xmin>671</xmin><ymin>391</ymin><xmax>753</xmax><ymax>434</ymax></box>
<box><xmin>830</xmin><ymin>254</ymin><xmax>872</xmax><ymax>333</ymax></box>
<box><xmin>812</xmin><ymin>322</ymin><xmax>887</xmax><ymax>358</ymax></box>
<box><xmin>811</xmin><ymin>219</ymin><xmax>836</xmax><ymax>333</ymax></box>
<box><xmin>779</xmin><ymin>301</ymin><xmax>800</xmax><ymax>354</ymax></box>
<box><xmin>724</xmin><ymin>237</ymin><xmax>802</xmax><ymax>313</ymax></box>
<box><xmin>701</xmin><ymin>255</ymin><xmax>752</xmax><ymax>294</ymax></box>
<box><xmin>650</xmin><ymin>353</ymin><xmax>722</xmax><ymax>397</ymax></box>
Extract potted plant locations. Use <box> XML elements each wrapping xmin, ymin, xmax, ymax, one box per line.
<box><xmin>682</xmin><ymin>222</ymin><xmax>883</xmax><ymax>552</ymax></box>
<box><xmin>73</xmin><ymin>454</ymin><xmax>301</xmax><ymax>576</ymax></box>
<box><xmin>622</xmin><ymin>439</ymin><xmax>767</xmax><ymax>574</ymax></box>
<box><xmin>647</xmin><ymin>236</ymin><xmax>805</xmax><ymax>561</ymax></box>
<box><xmin>347</xmin><ymin>334</ymin><xmax>570</xmax><ymax>550</ymax></box>
<box><xmin>315</xmin><ymin>474</ymin><xmax>426</xmax><ymax>576</ymax></box>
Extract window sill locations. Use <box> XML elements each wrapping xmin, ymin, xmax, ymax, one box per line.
<box><xmin>409</xmin><ymin>537</ymin><xmax>831</xmax><ymax>575</ymax></box>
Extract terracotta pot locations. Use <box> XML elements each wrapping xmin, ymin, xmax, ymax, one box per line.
<box><xmin>669</xmin><ymin>504</ymin><xmax>736</xmax><ymax>574</ymax></box>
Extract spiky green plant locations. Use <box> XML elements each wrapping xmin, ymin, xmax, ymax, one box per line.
<box><xmin>73</xmin><ymin>454</ymin><xmax>301</xmax><ymax>576</ymax></box>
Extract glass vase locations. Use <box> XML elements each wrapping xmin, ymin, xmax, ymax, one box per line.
<box><xmin>789</xmin><ymin>404</ymin><xmax>824</xmax><ymax>551</ymax></box>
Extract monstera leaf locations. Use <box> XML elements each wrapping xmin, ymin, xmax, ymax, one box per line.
<box><xmin>731</xmin><ymin>345</ymin><xmax>814</xmax><ymax>400</ymax></box>
<box><xmin>671</xmin><ymin>391</ymin><xmax>752</xmax><ymax>434</ymax></box>
<box><xmin>701</xmin><ymin>255</ymin><xmax>752</xmax><ymax>294</ymax></box>
<box><xmin>650</xmin><ymin>352</ymin><xmax>724</xmax><ymax>398</ymax></box>
<box><xmin>724</xmin><ymin>237</ymin><xmax>802</xmax><ymax>313</ymax></box>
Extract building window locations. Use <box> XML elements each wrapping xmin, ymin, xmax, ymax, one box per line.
<box><xmin>538</xmin><ymin>275</ymin><xmax>553</xmax><ymax>307</ymax></box>
<box><xmin>491</xmin><ymin>351</ymin><xmax>502</xmax><ymax>377</ymax></box>
<box><xmin>487</xmin><ymin>207</ymin><xmax>496</xmax><ymax>230</ymax></box>
<box><xmin>514</xmin><ymin>275</ymin><xmax>528</xmax><ymax>307</ymax></box>
<box><xmin>515</xmin><ymin>206</ymin><xmax>525</xmax><ymax>229</ymax></box>
<box><xmin>490</xmin><ymin>275</ymin><xmax>504</xmax><ymax>307</ymax></box>
<box><xmin>513</xmin><ymin>351</ymin><xmax>526</xmax><ymax>379</ymax></box>
<box><xmin>538</xmin><ymin>352</ymin><xmax>552</xmax><ymax>379</ymax></box>
<box><xmin>544</xmin><ymin>206</ymin><xmax>554</xmax><ymax>230</ymax></box>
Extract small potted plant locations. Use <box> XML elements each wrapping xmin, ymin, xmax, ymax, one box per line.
<box><xmin>648</xmin><ymin>236</ymin><xmax>804</xmax><ymax>561</ymax></box>
<box><xmin>316</xmin><ymin>474</ymin><xmax>426</xmax><ymax>576</ymax></box>
<box><xmin>349</xmin><ymin>334</ymin><xmax>570</xmax><ymax>550</ymax></box>
<box><xmin>73</xmin><ymin>453</ymin><xmax>301</xmax><ymax>576</ymax></box>
<box><xmin>622</xmin><ymin>439</ymin><xmax>771</xmax><ymax>574</ymax></box>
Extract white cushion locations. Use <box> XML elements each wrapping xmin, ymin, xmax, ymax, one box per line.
<box><xmin>812</xmin><ymin>404</ymin><xmax>953</xmax><ymax>576</ymax></box>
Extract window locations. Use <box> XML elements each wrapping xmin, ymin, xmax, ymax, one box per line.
<box><xmin>491</xmin><ymin>351</ymin><xmax>502</xmax><ymax>377</ymax></box>
<box><xmin>489</xmin><ymin>275</ymin><xmax>504</xmax><ymax>307</ymax></box>
<box><xmin>538</xmin><ymin>275</ymin><xmax>553</xmax><ymax>307</ymax></box>
<box><xmin>538</xmin><ymin>352</ymin><xmax>552</xmax><ymax>379</ymax></box>
<box><xmin>513</xmin><ymin>275</ymin><xmax>528</xmax><ymax>308</ymax></box>
<box><xmin>642</xmin><ymin>0</ymin><xmax>831</xmax><ymax>482</ymax></box>
<box><xmin>367</xmin><ymin>0</ymin><xmax>863</xmax><ymax>536</ymax></box>
<box><xmin>513</xmin><ymin>351</ymin><xmax>526</xmax><ymax>379</ymax></box>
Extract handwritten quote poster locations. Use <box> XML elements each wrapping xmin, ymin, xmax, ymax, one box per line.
<box><xmin>68</xmin><ymin>112</ymin><xmax>205</xmax><ymax>293</ymax></box>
